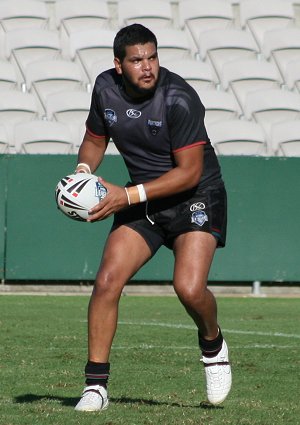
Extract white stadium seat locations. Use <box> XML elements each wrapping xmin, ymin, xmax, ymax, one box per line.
<box><xmin>162</xmin><ymin>58</ymin><xmax>218</xmax><ymax>90</ymax></box>
<box><xmin>283</xmin><ymin>59</ymin><xmax>300</xmax><ymax>92</ymax></box>
<box><xmin>67</xmin><ymin>29</ymin><xmax>115</xmax><ymax>76</ymax></box>
<box><xmin>87</xmin><ymin>58</ymin><xmax>116</xmax><ymax>86</ymax></box>
<box><xmin>24</xmin><ymin>59</ymin><xmax>86</xmax><ymax>111</ymax></box>
<box><xmin>243</xmin><ymin>88</ymin><xmax>300</xmax><ymax>136</ymax></box>
<box><xmin>46</xmin><ymin>90</ymin><xmax>91</xmax><ymax>145</ymax></box>
<box><xmin>0</xmin><ymin>0</ymin><xmax>49</xmax><ymax>32</ymax></box>
<box><xmin>0</xmin><ymin>60</ymin><xmax>19</xmax><ymax>90</ymax></box>
<box><xmin>270</xmin><ymin>120</ymin><xmax>300</xmax><ymax>156</ymax></box>
<box><xmin>118</xmin><ymin>0</ymin><xmax>173</xmax><ymax>29</ymax></box>
<box><xmin>262</xmin><ymin>27</ymin><xmax>300</xmax><ymax>77</ymax></box>
<box><xmin>196</xmin><ymin>29</ymin><xmax>259</xmax><ymax>80</ymax></box>
<box><xmin>0</xmin><ymin>124</ymin><xmax>9</xmax><ymax>154</ymax></box>
<box><xmin>14</xmin><ymin>120</ymin><xmax>74</xmax><ymax>154</ymax></box>
<box><xmin>5</xmin><ymin>29</ymin><xmax>61</xmax><ymax>80</ymax></box>
<box><xmin>178</xmin><ymin>0</ymin><xmax>234</xmax><ymax>47</ymax></box>
<box><xmin>55</xmin><ymin>0</ymin><xmax>110</xmax><ymax>34</ymax></box>
<box><xmin>196</xmin><ymin>89</ymin><xmax>241</xmax><ymax>125</ymax></box>
<box><xmin>207</xmin><ymin>119</ymin><xmax>267</xmax><ymax>156</ymax></box>
<box><xmin>0</xmin><ymin>91</ymin><xmax>40</xmax><ymax>143</ymax></box>
<box><xmin>239</xmin><ymin>0</ymin><xmax>295</xmax><ymax>49</ymax></box>
<box><xmin>221</xmin><ymin>58</ymin><xmax>282</xmax><ymax>107</ymax></box>
<box><xmin>152</xmin><ymin>28</ymin><xmax>192</xmax><ymax>61</ymax></box>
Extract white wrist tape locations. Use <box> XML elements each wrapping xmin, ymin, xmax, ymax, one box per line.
<box><xmin>124</xmin><ymin>187</ymin><xmax>131</xmax><ymax>205</ymax></box>
<box><xmin>136</xmin><ymin>184</ymin><xmax>147</xmax><ymax>203</ymax></box>
<box><xmin>76</xmin><ymin>163</ymin><xmax>91</xmax><ymax>174</ymax></box>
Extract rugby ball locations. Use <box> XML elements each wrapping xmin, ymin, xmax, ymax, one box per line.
<box><xmin>55</xmin><ymin>173</ymin><xmax>107</xmax><ymax>221</ymax></box>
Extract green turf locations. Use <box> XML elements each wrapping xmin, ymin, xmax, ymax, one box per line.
<box><xmin>0</xmin><ymin>294</ymin><xmax>299</xmax><ymax>425</ymax></box>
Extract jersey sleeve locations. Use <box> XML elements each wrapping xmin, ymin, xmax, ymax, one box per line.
<box><xmin>166</xmin><ymin>85</ymin><xmax>209</xmax><ymax>153</ymax></box>
<box><xmin>85</xmin><ymin>80</ymin><xmax>107</xmax><ymax>138</ymax></box>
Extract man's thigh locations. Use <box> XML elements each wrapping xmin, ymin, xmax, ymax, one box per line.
<box><xmin>172</xmin><ymin>231</ymin><xmax>217</xmax><ymax>291</ymax></box>
<box><xmin>97</xmin><ymin>225</ymin><xmax>153</xmax><ymax>284</ymax></box>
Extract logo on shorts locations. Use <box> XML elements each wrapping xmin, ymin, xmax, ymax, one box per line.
<box><xmin>191</xmin><ymin>211</ymin><xmax>208</xmax><ymax>227</ymax></box>
<box><xmin>190</xmin><ymin>202</ymin><xmax>206</xmax><ymax>211</ymax></box>
<box><xmin>126</xmin><ymin>109</ymin><xmax>141</xmax><ymax>119</ymax></box>
<box><xmin>104</xmin><ymin>109</ymin><xmax>117</xmax><ymax>127</ymax></box>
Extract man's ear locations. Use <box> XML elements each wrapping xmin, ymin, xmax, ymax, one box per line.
<box><xmin>114</xmin><ymin>58</ymin><xmax>122</xmax><ymax>75</ymax></box>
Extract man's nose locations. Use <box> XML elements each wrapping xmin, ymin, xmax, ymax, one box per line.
<box><xmin>142</xmin><ymin>59</ymin><xmax>151</xmax><ymax>71</ymax></box>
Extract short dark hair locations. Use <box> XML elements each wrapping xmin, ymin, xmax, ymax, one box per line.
<box><xmin>113</xmin><ymin>24</ymin><xmax>158</xmax><ymax>62</ymax></box>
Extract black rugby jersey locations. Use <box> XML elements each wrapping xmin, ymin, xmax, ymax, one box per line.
<box><xmin>86</xmin><ymin>67</ymin><xmax>223</xmax><ymax>188</ymax></box>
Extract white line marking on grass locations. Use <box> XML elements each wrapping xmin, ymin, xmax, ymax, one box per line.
<box><xmin>111</xmin><ymin>344</ymin><xmax>297</xmax><ymax>350</ymax></box>
<box><xmin>118</xmin><ymin>321</ymin><xmax>300</xmax><ymax>339</ymax></box>
<box><xmin>223</xmin><ymin>329</ymin><xmax>300</xmax><ymax>339</ymax></box>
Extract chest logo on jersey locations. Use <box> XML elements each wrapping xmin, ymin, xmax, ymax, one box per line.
<box><xmin>147</xmin><ymin>119</ymin><xmax>162</xmax><ymax>136</ymax></box>
<box><xmin>104</xmin><ymin>109</ymin><xmax>117</xmax><ymax>127</ymax></box>
<box><xmin>126</xmin><ymin>109</ymin><xmax>141</xmax><ymax>119</ymax></box>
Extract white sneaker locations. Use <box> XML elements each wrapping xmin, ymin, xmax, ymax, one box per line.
<box><xmin>74</xmin><ymin>385</ymin><xmax>109</xmax><ymax>412</ymax></box>
<box><xmin>201</xmin><ymin>340</ymin><xmax>232</xmax><ymax>405</ymax></box>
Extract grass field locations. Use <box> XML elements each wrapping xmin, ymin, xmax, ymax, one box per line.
<box><xmin>0</xmin><ymin>294</ymin><xmax>299</xmax><ymax>425</ymax></box>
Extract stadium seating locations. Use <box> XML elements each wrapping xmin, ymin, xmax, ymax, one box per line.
<box><xmin>0</xmin><ymin>91</ymin><xmax>40</xmax><ymax>146</ymax></box>
<box><xmin>0</xmin><ymin>0</ymin><xmax>49</xmax><ymax>32</ymax></box>
<box><xmin>178</xmin><ymin>0</ymin><xmax>234</xmax><ymax>49</ymax></box>
<box><xmin>66</xmin><ymin>28</ymin><xmax>115</xmax><ymax>77</ymax></box>
<box><xmin>5</xmin><ymin>28</ymin><xmax>61</xmax><ymax>81</ymax></box>
<box><xmin>196</xmin><ymin>28</ymin><xmax>259</xmax><ymax>80</ymax></box>
<box><xmin>239</xmin><ymin>0</ymin><xmax>295</xmax><ymax>49</ymax></box>
<box><xmin>161</xmin><ymin>58</ymin><xmax>218</xmax><ymax>90</ymax></box>
<box><xmin>283</xmin><ymin>59</ymin><xmax>300</xmax><ymax>91</ymax></box>
<box><xmin>270</xmin><ymin>120</ymin><xmax>300</xmax><ymax>156</ymax></box>
<box><xmin>118</xmin><ymin>0</ymin><xmax>173</xmax><ymax>28</ymax></box>
<box><xmin>150</xmin><ymin>28</ymin><xmax>193</xmax><ymax>61</ymax></box>
<box><xmin>45</xmin><ymin>90</ymin><xmax>91</xmax><ymax>145</ymax></box>
<box><xmin>24</xmin><ymin>59</ymin><xmax>87</xmax><ymax>112</ymax></box>
<box><xmin>0</xmin><ymin>60</ymin><xmax>19</xmax><ymax>90</ymax></box>
<box><xmin>207</xmin><ymin>119</ymin><xmax>267</xmax><ymax>155</ymax></box>
<box><xmin>220</xmin><ymin>58</ymin><xmax>283</xmax><ymax>107</ymax></box>
<box><xmin>0</xmin><ymin>0</ymin><xmax>299</xmax><ymax>156</ymax></box>
<box><xmin>87</xmin><ymin>58</ymin><xmax>117</xmax><ymax>86</ymax></box>
<box><xmin>0</xmin><ymin>124</ymin><xmax>9</xmax><ymax>154</ymax></box>
<box><xmin>243</xmin><ymin>88</ymin><xmax>300</xmax><ymax>137</ymax></box>
<box><xmin>262</xmin><ymin>27</ymin><xmax>300</xmax><ymax>77</ymax></box>
<box><xmin>14</xmin><ymin>120</ymin><xmax>74</xmax><ymax>154</ymax></box>
<box><xmin>55</xmin><ymin>0</ymin><xmax>111</xmax><ymax>35</ymax></box>
<box><xmin>196</xmin><ymin>89</ymin><xmax>241</xmax><ymax>124</ymax></box>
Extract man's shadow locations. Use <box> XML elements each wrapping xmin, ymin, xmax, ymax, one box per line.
<box><xmin>14</xmin><ymin>394</ymin><xmax>223</xmax><ymax>410</ymax></box>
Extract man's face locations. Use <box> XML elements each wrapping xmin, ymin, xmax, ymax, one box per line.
<box><xmin>114</xmin><ymin>42</ymin><xmax>159</xmax><ymax>97</ymax></box>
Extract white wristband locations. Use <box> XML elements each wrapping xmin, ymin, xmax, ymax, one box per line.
<box><xmin>124</xmin><ymin>187</ymin><xmax>131</xmax><ymax>205</ymax></box>
<box><xmin>76</xmin><ymin>162</ymin><xmax>91</xmax><ymax>174</ymax></box>
<box><xmin>136</xmin><ymin>184</ymin><xmax>147</xmax><ymax>203</ymax></box>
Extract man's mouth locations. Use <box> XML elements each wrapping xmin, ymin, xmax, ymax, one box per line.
<box><xmin>141</xmin><ymin>74</ymin><xmax>153</xmax><ymax>83</ymax></box>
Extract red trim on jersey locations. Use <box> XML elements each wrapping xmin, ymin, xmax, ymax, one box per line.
<box><xmin>172</xmin><ymin>141</ymin><xmax>206</xmax><ymax>153</ymax></box>
<box><xmin>86</xmin><ymin>125</ymin><xmax>106</xmax><ymax>139</ymax></box>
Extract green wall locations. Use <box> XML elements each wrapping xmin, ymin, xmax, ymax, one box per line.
<box><xmin>0</xmin><ymin>156</ymin><xmax>7</xmax><ymax>280</ymax></box>
<box><xmin>1</xmin><ymin>155</ymin><xmax>300</xmax><ymax>282</ymax></box>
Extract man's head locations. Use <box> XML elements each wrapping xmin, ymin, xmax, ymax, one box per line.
<box><xmin>113</xmin><ymin>24</ymin><xmax>160</xmax><ymax>98</ymax></box>
<box><xmin>113</xmin><ymin>23</ymin><xmax>157</xmax><ymax>62</ymax></box>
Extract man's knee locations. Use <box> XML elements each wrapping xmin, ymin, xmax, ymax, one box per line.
<box><xmin>93</xmin><ymin>269</ymin><xmax>124</xmax><ymax>300</ymax></box>
<box><xmin>174</xmin><ymin>281</ymin><xmax>207</xmax><ymax>308</ymax></box>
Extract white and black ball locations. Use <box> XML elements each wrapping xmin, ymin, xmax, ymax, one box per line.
<box><xmin>55</xmin><ymin>173</ymin><xmax>107</xmax><ymax>221</ymax></box>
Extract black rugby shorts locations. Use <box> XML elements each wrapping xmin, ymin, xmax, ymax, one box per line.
<box><xmin>111</xmin><ymin>184</ymin><xmax>227</xmax><ymax>255</ymax></box>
